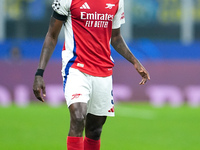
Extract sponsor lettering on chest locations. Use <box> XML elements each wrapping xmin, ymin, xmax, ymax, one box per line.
<box><xmin>79</xmin><ymin>2</ymin><xmax>116</xmax><ymax>28</ymax></box>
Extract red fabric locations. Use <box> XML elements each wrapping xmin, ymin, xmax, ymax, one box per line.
<box><xmin>67</xmin><ymin>136</ymin><xmax>84</xmax><ymax>150</ymax></box>
<box><xmin>84</xmin><ymin>137</ymin><xmax>100</xmax><ymax>150</ymax></box>
<box><xmin>65</xmin><ymin>0</ymin><xmax>121</xmax><ymax>77</ymax></box>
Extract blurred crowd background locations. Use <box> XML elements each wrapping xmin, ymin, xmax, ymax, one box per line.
<box><xmin>0</xmin><ymin>0</ymin><xmax>200</xmax><ymax>107</ymax></box>
<box><xmin>1</xmin><ymin>0</ymin><xmax>200</xmax><ymax>40</ymax></box>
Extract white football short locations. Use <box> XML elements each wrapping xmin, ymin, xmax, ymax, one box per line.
<box><xmin>63</xmin><ymin>68</ymin><xmax>115</xmax><ymax>116</ymax></box>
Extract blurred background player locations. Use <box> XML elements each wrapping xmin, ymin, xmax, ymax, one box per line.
<box><xmin>33</xmin><ymin>0</ymin><xmax>150</xmax><ymax>150</ymax></box>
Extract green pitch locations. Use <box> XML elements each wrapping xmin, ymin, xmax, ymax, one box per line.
<box><xmin>0</xmin><ymin>102</ymin><xmax>200</xmax><ymax>150</ymax></box>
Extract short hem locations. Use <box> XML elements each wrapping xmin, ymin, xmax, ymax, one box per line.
<box><xmin>67</xmin><ymin>101</ymin><xmax>87</xmax><ymax>108</ymax></box>
<box><xmin>87</xmin><ymin>112</ymin><xmax>115</xmax><ymax>117</ymax></box>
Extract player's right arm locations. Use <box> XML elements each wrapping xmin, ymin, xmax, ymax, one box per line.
<box><xmin>33</xmin><ymin>16</ymin><xmax>63</xmax><ymax>102</ymax></box>
<box><xmin>33</xmin><ymin>0</ymin><xmax>69</xmax><ymax>102</ymax></box>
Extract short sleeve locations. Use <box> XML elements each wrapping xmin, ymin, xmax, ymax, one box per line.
<box><xmin>112</xmin><ymin>0</ymin><xmax>125</xmax><ymax>29</ymax></box>
<box><xmin>52</xmin><ymin>0</ymin><xmax>71</xmax><ymax>17</ymax></box>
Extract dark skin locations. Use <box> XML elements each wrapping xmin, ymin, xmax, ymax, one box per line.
<box><xmin>33</xmin><ymin>16</ymin><xmax>150</xmax><ymax>140</ymax></box>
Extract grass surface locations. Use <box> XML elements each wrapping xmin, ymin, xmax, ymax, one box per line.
<box><xmin>0</xmin><ymin>102</ymin><xmax>200</xmax><ymax>150</ymax></box>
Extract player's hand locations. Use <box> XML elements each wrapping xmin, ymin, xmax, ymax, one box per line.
<box><xmin>134</xmin><ymin>62</ymin><xmax>150</xmax><ymax>85</ymax></box>
<box><xmin>33</xmin><ymin>76</ymin><xmax>46</xmax><ymax>102</ymax></box>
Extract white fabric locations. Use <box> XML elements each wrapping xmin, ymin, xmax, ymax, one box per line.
<box><xmin>64</xmin><ymin>68</ymin><xmax>115</xmax><ymax>116</ymax></box>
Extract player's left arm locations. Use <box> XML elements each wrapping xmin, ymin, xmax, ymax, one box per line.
<box><xmin>111</xmin><ymin>28</ymin><xmax>150</xmax><ymax>85</ymax></box>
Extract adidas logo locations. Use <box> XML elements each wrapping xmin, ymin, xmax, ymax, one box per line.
<box><xmin>80</xmin><ymin>2</ymin><xmax>90</xmax><ymax>9</ymax></box>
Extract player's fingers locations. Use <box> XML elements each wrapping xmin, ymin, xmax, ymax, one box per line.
<box><xmin>33</xmin><ymin>88</ymin><xmax>44</xmax><ymax>102</ymax></box>
<box><xmin>42</xmin><ymin>86</ymin><xmax>46</xmax><ymax>97</ymax></box>
<box><xmin>147</xmin><ymin>73</ymin><xmax>150</xmax><ymax>80</ymax></box>
<box><xmin>139</xmin><ymin>78</ymin><xmax>147</xmax><ymax>85</ymax></box>
<box><xmin>139</xmin><ymin>70</ymin><xmax>150</xmax><ymax>85</ymax></box>
<box><xmin>37</xmin><ymin>96</ymin><xmax>45</xmax><ymax>102</ymax></box>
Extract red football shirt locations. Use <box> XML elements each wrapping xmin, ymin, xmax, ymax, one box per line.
<box><xmin>52</xmin><ymin>0</ymin><xmax>125</xmax><ymax>77</ymax></box>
